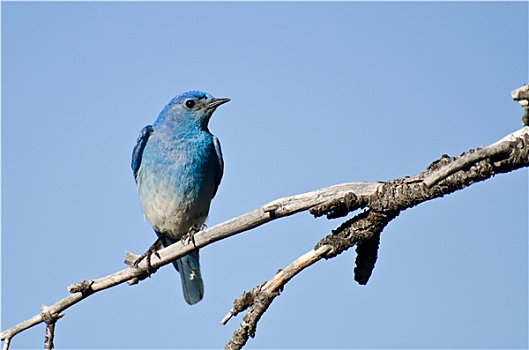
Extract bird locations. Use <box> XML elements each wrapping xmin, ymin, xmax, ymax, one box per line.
<box><xmin>131</xmin><ymin>90</ymin><xmax>229</xmax><ymax>305</ymax></box>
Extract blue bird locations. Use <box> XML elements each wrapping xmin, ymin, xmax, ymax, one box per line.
<box><xmin>131</xmin><ymin>91</ymin><xmax>229</xmax><ymax>305</ymax></box>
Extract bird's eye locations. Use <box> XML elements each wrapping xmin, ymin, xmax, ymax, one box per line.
<box><xmin>185</xmin><ymin>100</ymin><xmax>196</xmax><ymax>109</ymax></box>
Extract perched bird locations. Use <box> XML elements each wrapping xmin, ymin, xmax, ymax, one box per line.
<box><xmin>131</xmin><ymin>91</ymin><xmax>229</xmax><ymax>305</ymax></box>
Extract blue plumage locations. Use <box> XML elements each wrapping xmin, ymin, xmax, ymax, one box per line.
<box><xmin>132</xmin><ymin>91</ymin><xmax>229</xmax><ymax>305</ymax></box>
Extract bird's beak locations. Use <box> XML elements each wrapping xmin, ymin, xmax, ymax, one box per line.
<box><xmin>207</xmin><ymin>97</ymin><xmax>230</xmax><ymax>110</ymax></box>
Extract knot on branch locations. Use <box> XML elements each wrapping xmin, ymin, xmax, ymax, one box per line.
<box><xmin>67</xmin><ymin>280</ymin><xmax>95</xmax><ymax>296</ymax></box>
<box><xmin>310</xmin><ymin>192</ymin><xmax>369</xmax><ymax>219</ymax></box>
<box><xmin>40</xmin><ymin>306</ymin><xmax>62</xmax><ymax>325</ymax></box>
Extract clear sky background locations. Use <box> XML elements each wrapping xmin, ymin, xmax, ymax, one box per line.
<box><xmin>2</xmin><ymin>2</ymin><xmax>528</xmax><ymax>349</ymax></box>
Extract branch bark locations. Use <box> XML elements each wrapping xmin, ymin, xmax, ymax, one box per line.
<box><xmin>1</xmin><ymin>127</ymin><xmax>527</xmax><ymax>348</ymax></box>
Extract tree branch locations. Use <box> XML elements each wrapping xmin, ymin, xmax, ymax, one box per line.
<box><xmin>222</xmin><ymin>126</ymin><xmax>529</xmax><ymax>349</ymax></box>
<box><xmin>0</xmin><ymin>182</ymin><xmax>380</xmax><ymax>347</ymax></box>
<box><xmin>2</xmin><ymin>94</ymin><xmax>527</xmax><ymax>348</ymax></box>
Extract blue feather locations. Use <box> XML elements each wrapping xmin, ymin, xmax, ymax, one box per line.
<box><xmin>131</xmin><ymin>125</ymin><xmax>153</xmax><ymax>181</ymax></box>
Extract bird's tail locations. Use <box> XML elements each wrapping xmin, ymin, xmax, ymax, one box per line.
<box><xmin>156</xmin><ymin>232</ymin><xmax>204</xmax><ymax>305</ymax></box>
<box><xmin>173</xmin><ymin>250</ymin><xmax>204</xmax><ymax>305</ymax></box>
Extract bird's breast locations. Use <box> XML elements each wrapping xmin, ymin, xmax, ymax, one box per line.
<box><xmin>136</xmin><ymin>134</ymin><xmax>218</xmax><ymax>238</ymax></box>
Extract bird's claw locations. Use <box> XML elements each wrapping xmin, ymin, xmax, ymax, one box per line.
<box><xmin>180</xmin><ymin>225</ymin><xmax>203</xmax><ymax>248</ymax></box>
<box><xmin>133</xmin><ymin>239</ymin><xmax>162</xmax><ymax>276</ymax></box>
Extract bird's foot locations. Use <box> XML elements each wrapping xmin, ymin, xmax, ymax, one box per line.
<box><xmin>133</xmin><ymin>238</ymin><xmax>162</xmax><ymax>276</ymax></box>
<box><xmin>180</xmin><ymin>225</ymin><xmax>204</xmax><ymax>248</ymax></box>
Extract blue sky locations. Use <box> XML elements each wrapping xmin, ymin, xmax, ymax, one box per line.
<box><xmin>2</xmin><ymin>2</ymin><xmax>528</xmax><ymax>349</ymax></box>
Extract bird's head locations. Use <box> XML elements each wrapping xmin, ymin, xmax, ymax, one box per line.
<box><xmin>155</xmin><ymin>91</ymin><xmax>230</xmax><ymax>131</ymax></box>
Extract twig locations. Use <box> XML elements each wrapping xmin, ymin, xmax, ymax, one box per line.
<box><xmin>44</xmin><ymin>322</ymin><xmax>55</xmax><ymax>350</ymax></box>
<box><xmin>261</xmin><ymin>245</ymin><xmax>333</xmax><ymax>292</ymax></box>
<box><xmin>2</xmin><ymin>337</ymin><xmax>10</xmax><ymax>350</ymax></box>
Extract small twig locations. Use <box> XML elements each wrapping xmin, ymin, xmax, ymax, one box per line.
<box><xmin>2</xmin><ymin>337</ymin><xmax>10</xmax><ymax>350</ymax></box>
<box><xmin>40</xmin><ymin>305</ymin><xmax>62</xmax><ymax>350</ymax></box>
<box><xmin>261</xmin><ymin>245</ymin><xmax>333</xmax><ymax>292</ymax></box>
<box><xmin>44</xmin><ymin>322</ymin><xmax>55</xmax><ymax>350</ymax></box>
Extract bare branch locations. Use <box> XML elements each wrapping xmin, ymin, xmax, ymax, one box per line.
<box><xmin>0</xmin><ymin>182</ymin><xmax>381</xmax><ymax>345</ymax></box>
<box><xmin>222</xmin><ymin>126</ymin><xmax>529</xmax><ymax>349</ymax></box>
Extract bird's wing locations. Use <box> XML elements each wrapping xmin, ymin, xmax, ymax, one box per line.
<box><xmin>131</xmin><ymin>125</ymin><xmax>154</xmax><ymax>182</ymax></box>
<box><xmin>212</xmin><ymin>135</ymin><xmax>224</xmax><ymax>197</ymax></box>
